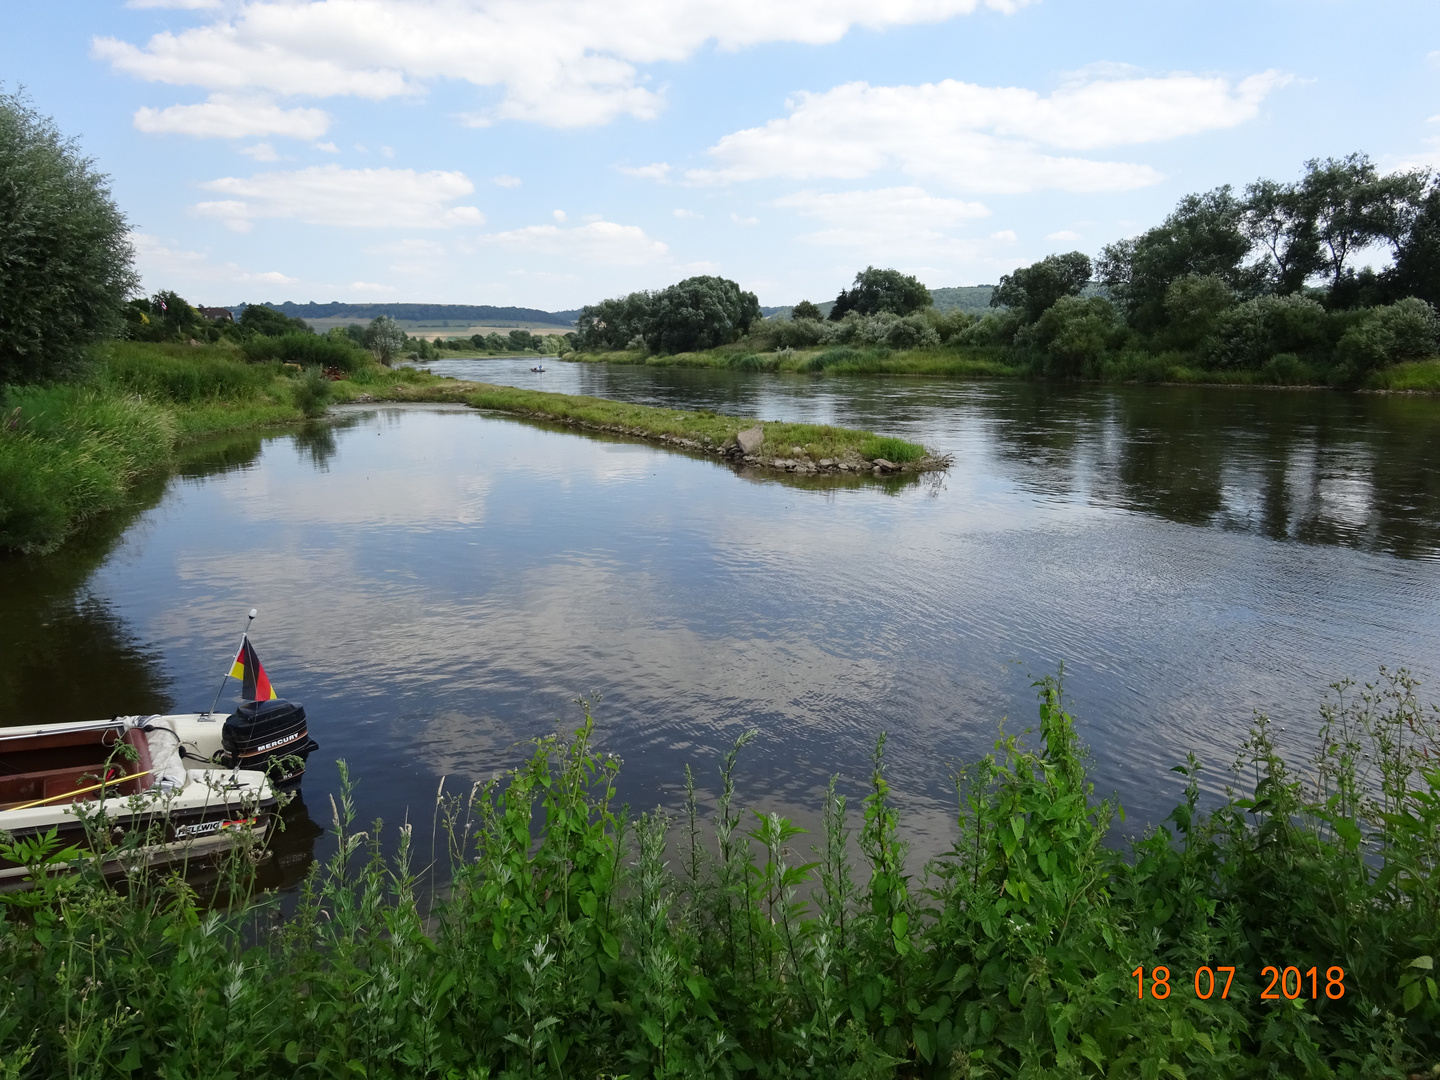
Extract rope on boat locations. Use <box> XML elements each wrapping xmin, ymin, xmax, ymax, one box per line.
<box><xmin>8</xmin><ymin>770</ymin><xmax>154</xmax><ymax>812</ymax></box>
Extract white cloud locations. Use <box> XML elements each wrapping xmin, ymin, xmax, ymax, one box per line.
<box><xmin>989</xmin><ymin>229</ymin><xmax>1017</xmax><ymax>241</ymax></box>
<box><xmin>690</xmin><ymin>71</ymin><xmax>1289</xmax><ymax>193</ymax></box>
<box><xmin>477</xmin><ymin>220</ymin><xmax>668</xmax><ymax>264</ymax></box>
<box><xmin>552</xmin><ymin>209</ymin><xmax>568</xmax><ymax>223</ymax></box>
<box><xmin>133</xmin><ymin>94</ymin><xmax>331</xmax><ymax>139</ymax></box>
<box><xmin>673</xmin><ymin>208</ymin><xmax>702</xmax><ymax>218</ymax></box>
<box><xmin>730</xmin><ymin>212</ymin><xmax>759</xmax><ymax>226</ymax></box>
<box><xmin>1045</xmin><ymin>229</ymin><xmax>1082</xmax><ymax>242</ymax></box>
<box><xmin>250</xmin><ymin>270</ymin><xmax>299</xmax><ymax>285</ymax></box>
<box><xmin>314</xmin><ymin>141</ymin><xmax>339</xmax><ymax>152</ymax></box>
<box><xmin>128</xmin><ymin>231</ymin><xmax>300</xmax><ymax>298</ymax></box>
<box><xmin>239</xmin><ymin>142</ymin><xmax>280</xmax><ymax>161</ymax></box>
<box><xmin>618</xmin><ymin>162</ymin><xmax>672</xmax><ymax>182</ymax></box>
<box><xmin>193</xmin><ymin>165</ymin><xmax>485</xmax><ymax>232</ymax></box>
<box><xmin>492</xmin><ymin>174</ymin><xmax>521</xmax><ymax>188</ymax></box>
<box><xmin>349</xmin><ymin>280</ymin><xmax>397</xmax><ymax>294</ymax></box>
<box><xmin>380</xmin><ymin>145</ymin><xmax>395</xmax><ymax>158</ymax></box>
<box><xmin>95</xmin><ymin>0</ymin><xmax>1033</xmax><ymax>129</ymax></box>
<box><xmin>774</xmin><ymin>186</ymin><xmax>989</xmax><ymax>253</ymax></box>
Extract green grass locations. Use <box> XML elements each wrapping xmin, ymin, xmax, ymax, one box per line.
<box><xmin>2</xmin><ymin>669</ymin><xmax>1436</xmax><ymax>1078</ymax></box>
<box><xmin>1367</xmin><ymin>358</ymin><xmax>1440</xmax><ymax>392</ymax></box>
<box><xmin>0</xmin><ymin>342</ymin><xmax>377</xmax><ymax>553</ymax></box>
<box><xmin>450</xmin><ymin>381</ymin><xmax>933</xmax><ymax>464</ymax></box>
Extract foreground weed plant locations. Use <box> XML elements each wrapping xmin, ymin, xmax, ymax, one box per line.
<box><xmin>2</xmin><ymin>671</ymin><xmax>1438</xmax><ymax>1078</ymax></box>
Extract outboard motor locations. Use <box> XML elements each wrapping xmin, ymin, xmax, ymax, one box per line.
<box><xmin>221</xmin><ymin>699</ymin><xmax>318</xmax><ymax>786</ymax></box>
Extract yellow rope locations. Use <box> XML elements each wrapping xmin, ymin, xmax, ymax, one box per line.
<box><xmin>7</xmin><ymin>770</ymin><xmax>153</xmax><ymax>812</ymax></box>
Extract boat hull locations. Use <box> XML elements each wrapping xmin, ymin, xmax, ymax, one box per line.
<box><xmin>0</xmin><ymin>715</ymin><xmax>280</xmax><ymax>888</ymax></box>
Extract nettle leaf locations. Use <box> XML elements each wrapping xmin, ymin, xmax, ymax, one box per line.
<box><xmin>1404</xmin><ymin>981</ymin><xmax>1423</xmax><ymax>1011</ymax></box>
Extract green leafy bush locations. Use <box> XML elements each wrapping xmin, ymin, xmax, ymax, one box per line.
<box><xmin>1335</xmin><ymin>297</ymin><xmax>1440</xmax><ymax>374</ymax></box>
<box><xmin>290</xmin><ymin>369</ymin><xmax>333</xmax><ymax>418</ymax></box>
<box><xmin>1199</xmin><ymin>293</ymin><xmax>1332</xmax><ymax>369</ymax></box>
<box><xmin>3</xmin><ymin>671</ymin><xmax>1436</xmax><ymax>1077</ymax></box>
<box><xmin>0</xmin><ymin>91</ymin><xmax>137</xmax><ymax>383</ymax></box>
<box><xmin>1018</xmin><ymin>295</ymin><xmax>1126</xmax><ymax>377</ymax></box>
<box><xmin>241</xmin><ymin>332</ymin><xmax>365</xmax><ymax>372</ymax></box>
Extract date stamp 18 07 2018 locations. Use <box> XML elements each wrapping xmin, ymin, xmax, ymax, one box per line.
<box><xmin>1132</xmin><ymin>965</ymin><xmax>1347</xmax><ymax>1001</ymax></box>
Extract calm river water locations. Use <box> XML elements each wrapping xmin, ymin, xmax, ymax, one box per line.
<box><xmin>4</xmin><ymin>358</ymin><xmax>1439</xmax><ymax>883</ymax></box>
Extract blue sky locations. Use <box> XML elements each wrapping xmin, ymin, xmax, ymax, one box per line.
<box><xmin>5</xmin><ymin>0</ymin><xmax>1439</xmax><ymax>310</ymax></box>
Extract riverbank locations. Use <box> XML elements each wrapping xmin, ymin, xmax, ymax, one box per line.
<box><xmin>565</xmin><ymin>345</ymin><xmax>1440</xmax><ymax>391</ymax></box>
<box><xmin>2</xmin><ymin>673</ymin><xmax>1436</xmax><ymax>1078</ymax></box>
<box><xmin>0</xmin><ymin>342</ymin><xmax>939</xmax><ymax>554</ymax></box>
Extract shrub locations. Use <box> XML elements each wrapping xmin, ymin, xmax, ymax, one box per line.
<box><xmin>956</xmin><ymin>308</ymin><xmax>1023</xmax><ymax>346</ymax></box>
<box><xmin>1163</xmin><ymin>273</ymin><xmax>1237</xmax><ymax>347</ymax></box>
<box><xmin>1334</xmin><ymin>297</ymin><xmax>1440</xmax><ymax>374</ymax></box>
<box><xmin>1018</xmin><ymin>294</ymin><xmax>1125</xmax><ymax>377</ymax></box>
<box><xmin>1199</xmin><ymin>293</ymin><xmax>1331</xmax><ymax>369</ymax></box>
<box><xmin>243</xmin><ymin>332</ymin><xmax>366</xmax><ymax>372</ymax></box>
<box><xmin>1261</xmin><ymin>351</ymin><xmax>1315</xmax><ymax>384</ymax></box>
<box><xmin>290</xmin><ymin>369</ymin><xmax>333</xmax><ymax>418</ymax></box>
<box><xmin>762</xmin><ymin>317</ymin><xmax>835</xmax><ymax>349</ymax></box>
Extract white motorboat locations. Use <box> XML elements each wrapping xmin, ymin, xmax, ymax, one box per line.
<box><xmin>0</xmin><ymin>712</ymin><xmax>282</xmax><ymax>886</ymax></box>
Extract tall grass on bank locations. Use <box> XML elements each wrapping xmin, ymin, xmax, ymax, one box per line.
<box><xmin>2</xmin><ymin>671</ymin><xmax>1437</xmax><ymax>1078</ymax></box>
<box><xmin>0</xmin><ymin>342</ymin><xmax>396</xmax><ymax>552</ymax></box>
<box><xmin>0</xmin><ymin>384</ymin><xmax>174</xmax><ymax>553</ymax></box>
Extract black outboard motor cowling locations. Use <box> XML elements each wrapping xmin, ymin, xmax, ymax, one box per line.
<box><xmin>222</xmin><ymin>699</ymin><xmax>318</xmax><ymax>786</ymax></box>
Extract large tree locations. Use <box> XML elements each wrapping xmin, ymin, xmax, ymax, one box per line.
<box><xmin>829</xmin><ymin>267</ymin><xmax>931</xmax><ymax>320</ymax></box>
<box><xmin>364</xmin><ymin>315</ymin><xmax>407</xmax><ymax>366</ymax></box>
<box><xmin>1242</xmin><ymin>178</ymin><xmax>1322</xmax><ymax>295</ymax></box>
<box><xmin>644</xmin><ymin>275</ymin><xmax>760</xmax><ymax>354</ymax></box>
<box><xmin>1296</xmin><ymin>154</ymin><xmax>1427</xmax><ymax>295</ymax></box>
<box><xmin>573</xmin><ymin>291</ymin><xmax>655</xmax><ymax>351</ymax></box>
<box><xmin>1096</xmin><ymin>186</ymin><xmax>1256</xmax><ymax>329</ymax></box>
<box><xmin>0</xmin><ymin>90</ymin><xmax>136</xmax><ymax>383</ymax></box>
<box><xmin>1385</xmin><ymin>179</ymin><xmax>1440</xmax><ymax>306</ymax></box>
<box><xmin>990</xmin><ymin>251</ymin><xmax>1092</xmax><ymax>323</ymax></box>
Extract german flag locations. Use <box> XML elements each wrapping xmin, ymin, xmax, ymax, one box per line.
<box><xmin>228</xmin><ymin>637</ymin><xmax>278</xmax><ymax>701</ymax></box>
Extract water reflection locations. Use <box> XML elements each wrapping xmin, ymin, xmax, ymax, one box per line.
<box><xmin>427</xmin><ymin>359</ymin><xmax>1440</xmax><ymax>560</ymax></box>
<box><xmin>0</xmin><ymin>473</ymin><xmax>175</xmax><ymax>725</ymax></box>
<box><xmin>2</xmin><ymin>383</ymin><xmax>1438</xmax><ymax>888</ymax></box>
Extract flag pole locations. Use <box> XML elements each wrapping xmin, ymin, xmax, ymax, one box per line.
<box><xmin>208</xmin><ymin>609</ymin><xmax>257</xmax><ymax>717</ymax></box>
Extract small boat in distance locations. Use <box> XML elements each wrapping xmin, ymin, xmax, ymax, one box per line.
<box><xmin>530</xmin><ymin>362</ymin><xmax>545</xmax><ymax>372</ymax></box>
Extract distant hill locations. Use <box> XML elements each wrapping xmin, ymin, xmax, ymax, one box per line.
<box><xmin>930</xmin><ymin>286</ymin><xmax>997</xmax><ymax>314</ymax></box>
<box><xmin>235</xmin><ymin>302</ymin><xmax>581</xmax><ymax>326</ymax></box>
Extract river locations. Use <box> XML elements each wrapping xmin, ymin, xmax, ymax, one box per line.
<box><xmin>4</xmin><ymin>359</ymin><xmax>1438</xmax><ymax>882</ymax></box>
